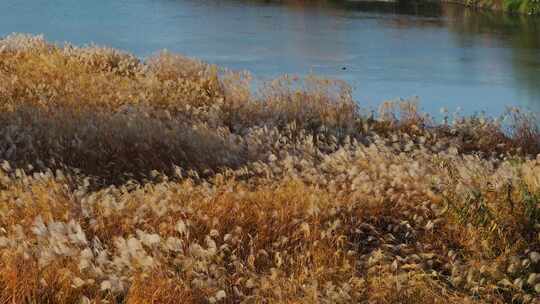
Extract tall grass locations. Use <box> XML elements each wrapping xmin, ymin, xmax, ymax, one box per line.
<box><xmin>0</xmin><ymin>34</ymin><xmax>539</xmax><ymax>303</ymax></box>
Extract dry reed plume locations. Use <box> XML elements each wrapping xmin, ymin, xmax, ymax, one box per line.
<box><xmin>0</xmin><ymin>34</ymin><xmax>539</xmax><ymax>303</ymax></box>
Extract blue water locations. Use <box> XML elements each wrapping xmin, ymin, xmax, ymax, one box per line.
<box><xmin>1</xmin><ymin>0</ymin><xmax>539</xmax><ymax>115</ymax></box>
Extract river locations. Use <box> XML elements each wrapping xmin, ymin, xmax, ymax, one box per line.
<box><xmin>1</xmin><ymin>0</ymin><xmax>539</xmax><ymax>115</ymax></box>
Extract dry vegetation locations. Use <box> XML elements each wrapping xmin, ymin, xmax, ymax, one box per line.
<box><xmin>0</xmin><ymin>33</ymin><xmax>539</xmax><ymax>303</ymax></box>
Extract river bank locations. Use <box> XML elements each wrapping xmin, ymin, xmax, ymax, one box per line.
<box><xmin>436</xmin><ymin>0</ymin><xmax>539</xmax><ymax>14</ymax></box>
<box><xmin>0</xmin><ymin>34</ymin><xmax>539</xmax><ymax>303</ymax></box>
<box><xmin>337</xmin><ymin>0</ymin><xmax>538</xmax><ymax>14</ymax></box>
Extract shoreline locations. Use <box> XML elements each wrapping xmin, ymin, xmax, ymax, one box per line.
<box><xmin>436</xmin><ymin>0</ymin><xmax>539</xmax><ymax>14</ymax></box>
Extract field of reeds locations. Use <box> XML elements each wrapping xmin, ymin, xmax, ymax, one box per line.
<box><xmin>0</xmin><ymin>33</ymin><xmax>540</xmax><ymax>303</ymax></box>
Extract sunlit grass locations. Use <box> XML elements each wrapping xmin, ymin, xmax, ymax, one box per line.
<box><xmin>0</xmin><ymin>34</ymin><xmax>539</xmax><ymax>303</ymax></box>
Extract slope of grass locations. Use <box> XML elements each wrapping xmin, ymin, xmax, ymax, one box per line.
<box><xmin>0</xmin><ymin>34</ymin><xmax>539</xmax><ymax>303</ymax></box>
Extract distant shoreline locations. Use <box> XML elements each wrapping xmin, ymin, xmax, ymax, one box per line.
<box><xmin>434</xmin><ymin>0</ymin><xmax>537</xmax><ymax>14</ymax></box>
<box><xmin>345</xmin><ymin>0</ymin><xmax>539</xmax><ymax>14</ymax></box>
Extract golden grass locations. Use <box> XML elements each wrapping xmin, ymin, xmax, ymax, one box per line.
<box><xmin>0</xmin><ymin>33</ymin><xmax>539</xmax><ymax>303</ymax></box>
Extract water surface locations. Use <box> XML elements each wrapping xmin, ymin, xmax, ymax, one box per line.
<box><xmin>1</xmin><ymin>0</ymin><xmax>539</xmax><ymax>115</ymax></box>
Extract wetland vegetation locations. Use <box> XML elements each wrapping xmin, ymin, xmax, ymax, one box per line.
<box><xmin>0</xmin><ymin>34</ymin><xmax>539</xmax><ymax>303</ymax></box>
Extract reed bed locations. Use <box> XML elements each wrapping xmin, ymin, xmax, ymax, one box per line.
<box><xmin>0</xmin><ymin>34</ymin><xmax>539</xmax><ymax>303</ymax></box>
